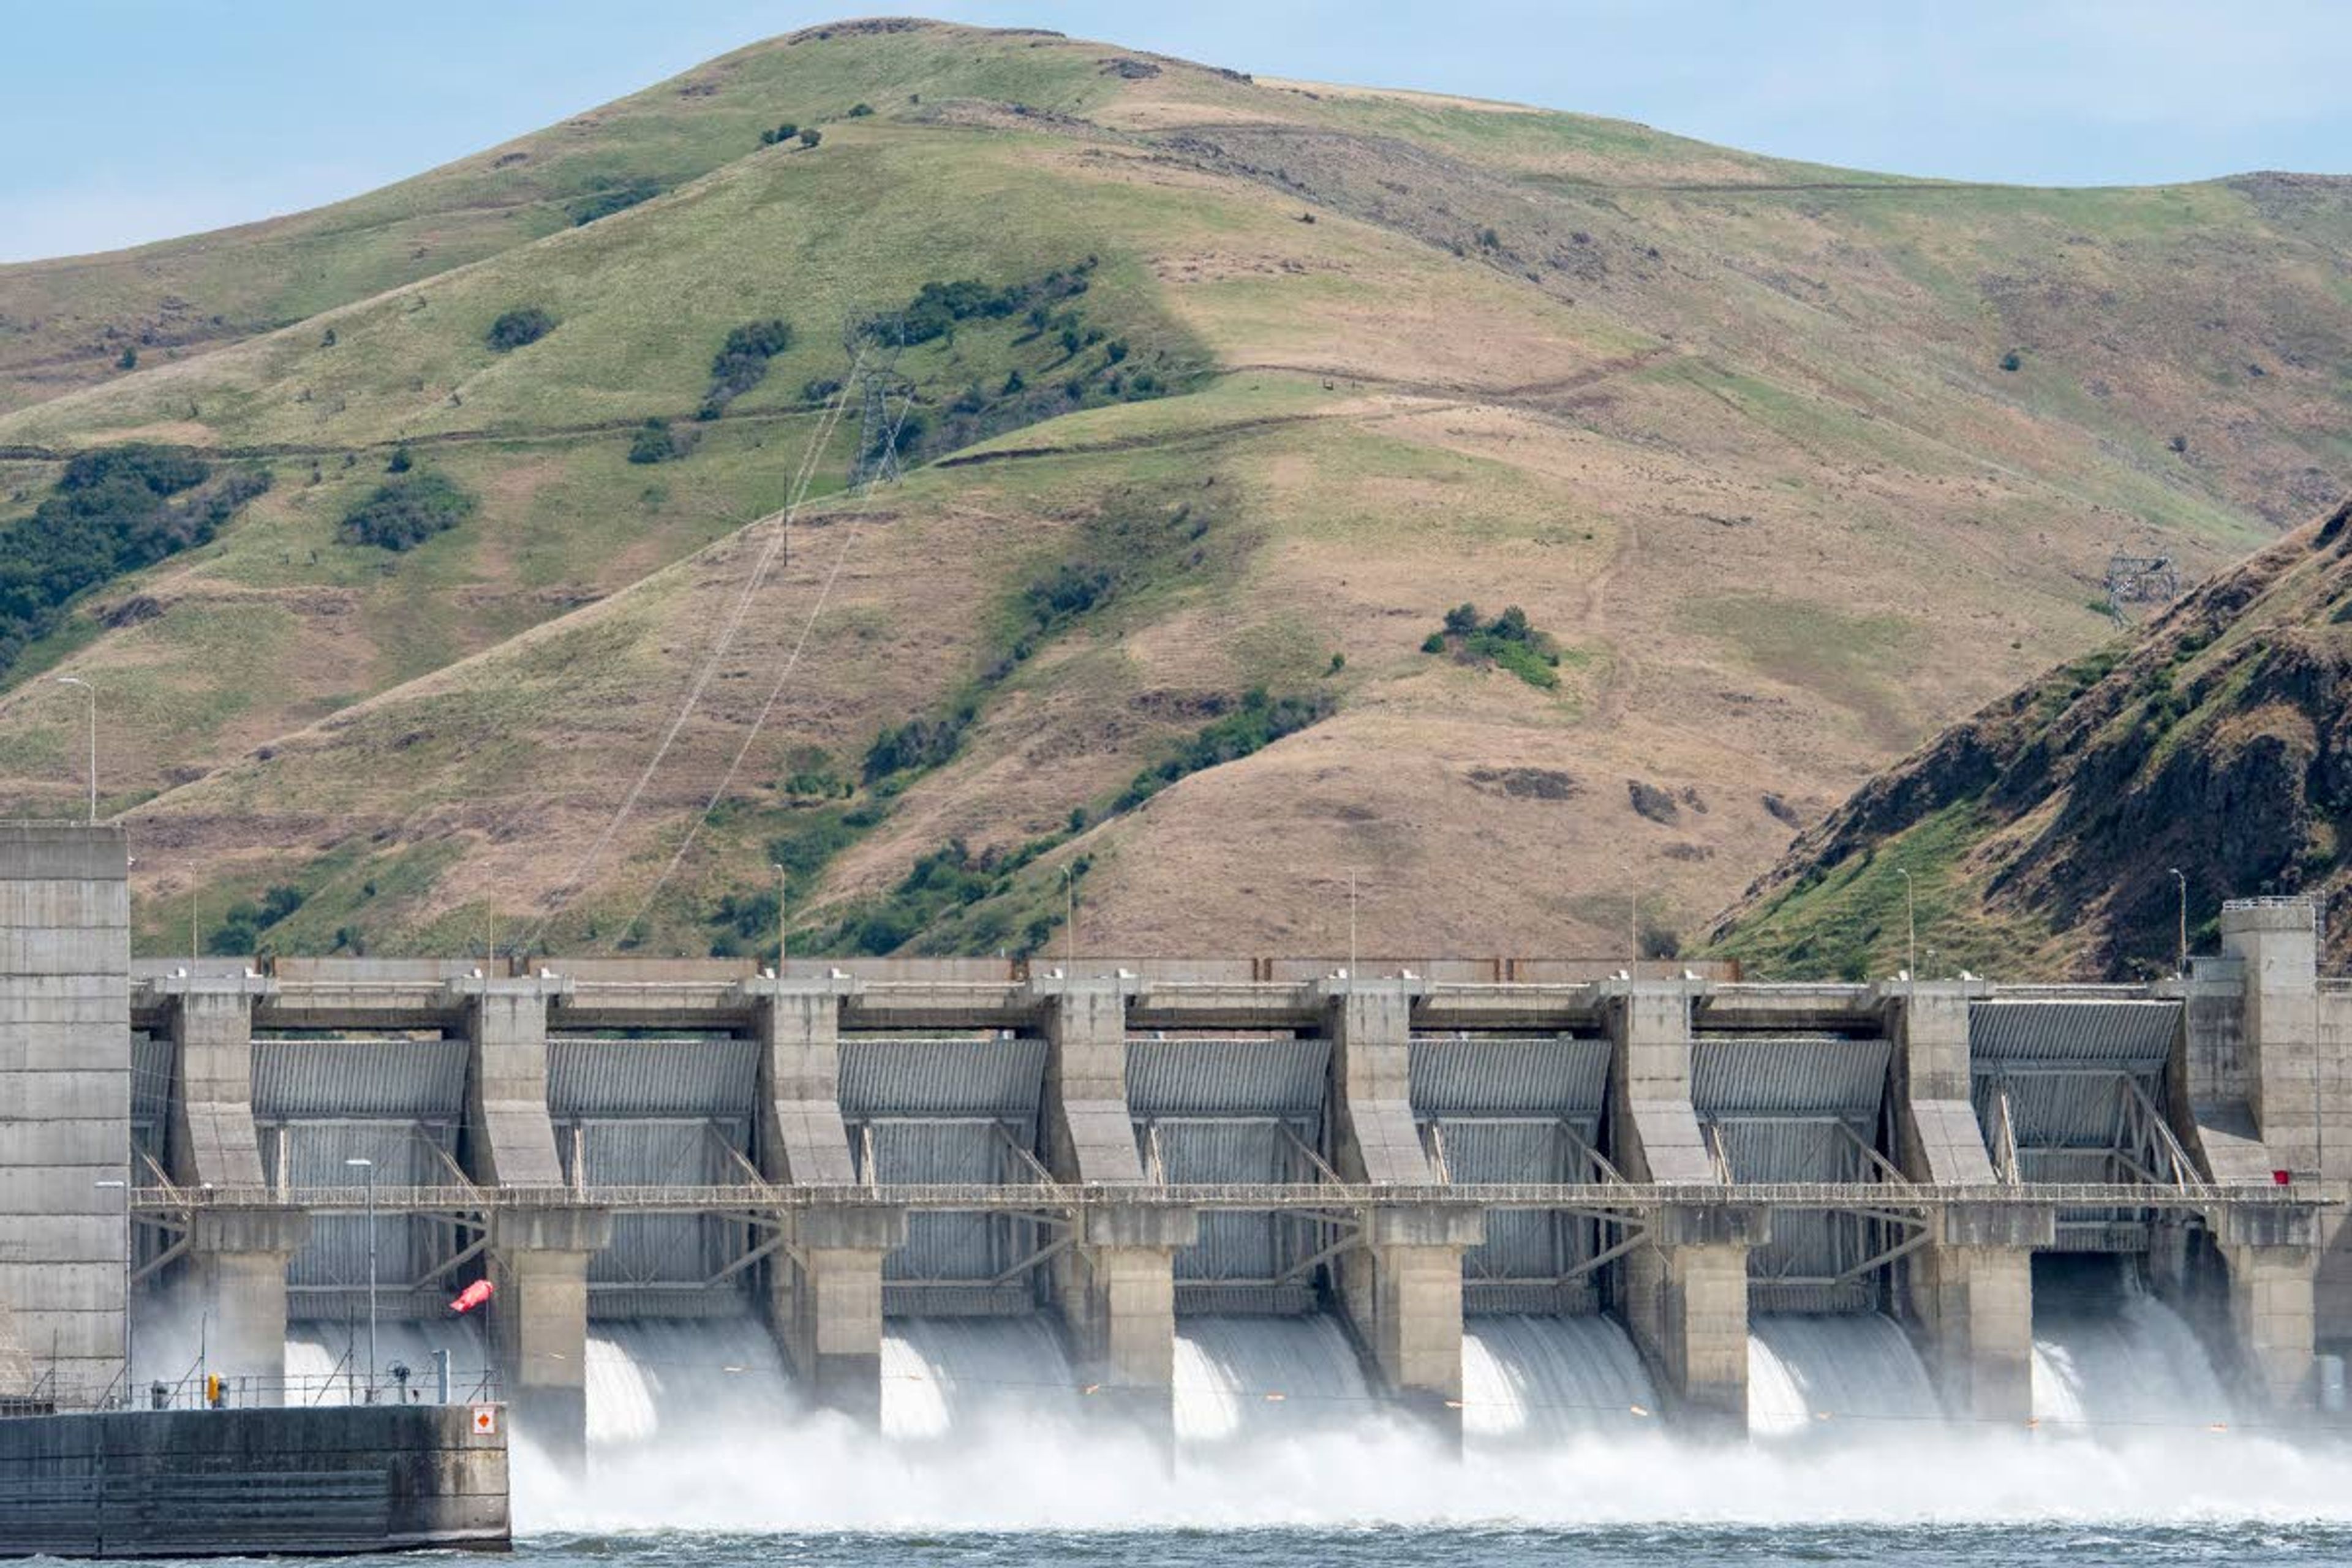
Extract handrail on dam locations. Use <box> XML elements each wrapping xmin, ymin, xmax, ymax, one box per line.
<box><xmin>131</xmin><ymin>1180</ymin><xmax>2330</xmax><ymax>1217</ymax></box>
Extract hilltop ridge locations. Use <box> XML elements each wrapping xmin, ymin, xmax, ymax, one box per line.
<box><xmin>0</xmin><ymin>18</ymin><xmax>2346</xmax><ymax>967</ymax></box>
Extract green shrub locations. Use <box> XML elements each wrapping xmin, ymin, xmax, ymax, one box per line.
<box><xmin>338</xmin><ymin>471</ymin><xmax>475</xmax><ymax>551</ymax></box>
<box><xmin>485</xmin><ymin>307</ymin><xmax>555</xmax><ymax>352</ymax></box>
<box><xmin>116</xmin><ymin>346</ymin><xmax>138</xmax><ymax>370</ymax></box>
<box><xmin>863</xmin><ymin>702</ymin><xmax>977</xmax><ymax>783</ymax></box>
<box><xmin>568</xmin><ymin>180</ymin><xmax>660</xmax><ymax>226</ymax></box>
<box><xmin>628</xmin><ymin>418</ymin><xmax>688</xmax><ymax>465</ymax></box>
<box><xmin>702</xmin><ymin>318</ymin><xmax>794</xmax><ymax>417</ymax></box>
<box><xmin>759</xmin><ymin>122</ymin><xmax>800</xmax><ymax>146</ymax></box>
<box><xmin>1426</xmin><ymin>603</ymin><xmax>1565</xmax><ymax>690</ymax></box>
<box><xmin>1114</xmin><ymin>690</ymin><xmax>1333</xmax><ymax>812</ymax></box>
<box><xmin>797</xmin><ymin>127</ymin><xmax>821</xmax><ymax>149</ymax></box>
<box><xmin>0</xmin><ymin>445</ymin><xmax>267</xmax><ymax>675</ymax></box>
<box><xmin>385</xmin><ymin>446</ymin><xmax>412</xmax><ymax>474</ymax></box>
<box><xmin>848</xmin><ymin>102</ymin><xmax>874</xmax><ymax>116</ymax></box>
<box><xmin>1999</xmin><ymin>349</ymin><xmax>2022</xmax><ymax>372</ymax></box>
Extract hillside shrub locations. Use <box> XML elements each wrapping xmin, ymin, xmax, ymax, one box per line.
<box><xmin>848</xmin><ymin>102</ymin><xmax>874</xmax><ymax>117</ymax></box>
<box><xmin>798</xmin><ymin>127</ymin><xmax>821</xmax><ymax>149</ymax></box>
<box><xmin>568</xmin><ymin>180</ymin><xmax>660</xmax><ymax>226</ymax></box>
<box><xmin>628</xmin><ymin>418</ymin><xmax>690</xmax><ymax>464</ymax></box>
<box><xmin>1999</xmin><ymin>349</ymin><xmax>2022</xmax><ymax>372</ymax></box>
<box><xmin>385</xmin><ymin>446</ymin><xmax>412</xmax><ymax>474</ymax></box>
<box><xmin>1423</xmin><ymin>602</ymin><xmax>1564</xmax><ymax>690</ymax></box>
<box><xmin>485</xmin><ymin>307</ymin><xmax>555</xmax><ymax>352</ymax></box>
<box><xmin>338</xmin><ymin>470</ymin><xmax>475</xmax><ymax>551</ymax></box>
<box><xmin>863</xmin><ymin>703</ymin><xmax>976</xmax><ymax>783</ymax></box>
<box><xmin>0</xmin><ymin>445</ymin><xmax>268</xmax><ymax>675</ymax></box>
<box><xmin>1113</xmin><ymin>690</ymin><xmax>1333</xmax><ymax>812</ymax></box>
<box><xmin>759</xmin><ymin>122</ymin><xmax>801</xmax><ymax>146</ymax></box>
<box><xmin>702</xmin><ymin>318</ymin><xmax>794</xmax><ymax>418</ymax></box>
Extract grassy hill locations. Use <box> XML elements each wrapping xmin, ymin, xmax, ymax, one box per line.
<box><xmin>0</xmin><ymin>18</ymin><xmax>2346</xmax><ymax>963</ymax></box>
<box><xmin>1711</xmin><ymin>499</ymin><xmax>2352</xmax><ymax>979</ymax></box>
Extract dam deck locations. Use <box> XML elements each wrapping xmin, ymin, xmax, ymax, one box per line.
<box><xmin>6</xmin><ymin>826</ymin><xmax>2351</xmax><ymax>1455</ymax></box>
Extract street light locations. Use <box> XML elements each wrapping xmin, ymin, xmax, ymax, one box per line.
<box><xmin>344</xmin><ymin>1158</ymin><xmax>377</xmax><ymax>1400</ymax></box>
<box><xmin>55</xmin><ymin>676</ymin><xmax>95</xmax><ymax>825</ymax></box>
<box><xmin>94</xmin><ymin>1178</ymin><xmax>130</xmax><ymax>1402</ymax></box>
<box><xmin>2169</xmin><ymin>868</ymin><xmax>2189</xmax><ymax>979</ymax></box>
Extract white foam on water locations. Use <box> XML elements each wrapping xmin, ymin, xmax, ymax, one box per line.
<box><xmin>497</xmin><ymin>1306</ymin><xmax>2351</xmax><ymax>1534</ymax></box>
<box><xmin>513</xmin><ymin>1419</ymin><xmax>2352</xmax><ymax>1534</ymax></box>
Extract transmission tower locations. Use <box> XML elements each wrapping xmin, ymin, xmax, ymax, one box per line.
<box><xmin>840</xmin><ymin>310</ymin><xmax>913</xmax><ymax>490</ymax></box>
<box><xmin>2103</xmin><ymin>551</ymin><xmax>2181</xmax><ymax>621</ymax></box>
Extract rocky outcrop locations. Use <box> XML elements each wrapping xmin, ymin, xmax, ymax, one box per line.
<box><xmin>1714</xmin><ymin>499</ymin><xmax>2352</xmax><ymax>974</ymax></box>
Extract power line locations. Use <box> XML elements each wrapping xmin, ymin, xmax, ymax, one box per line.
<box><xmin>614</xmin><ymin>344</ymin><xmax>919</xmax><ymax>948</ymax></box>
<box><xmin>519</xmin><ymin>369</ymin><xmax>862</xmax><ymax>953</ymax></box>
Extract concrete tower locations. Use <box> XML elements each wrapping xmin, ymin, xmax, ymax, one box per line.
<box><xmin>0</xmin><ymin>822</ymin><xmax>130</xmax><ymax>1403</ymax></box>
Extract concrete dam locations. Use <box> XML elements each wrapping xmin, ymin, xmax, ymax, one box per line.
<box><xmin>4</xmin><ymin>824</ymin><xmax>2346</xmax><ymax>1469</ymax></box>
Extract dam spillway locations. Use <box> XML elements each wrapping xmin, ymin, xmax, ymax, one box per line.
<box><xmin>1</xmin><ymin>828</ymin><xmax>2343</xmax><ymax>1461</ymax></box>
<box><xmin>1461</xmin><ymin>1314</ymin><xmax>1658</xmax><ymax>1442</ymax></box>
<box><xmin>1746</xmin><ymin>1314</ymin><xmax>1940</xmax><ymax>1438</ymax></box>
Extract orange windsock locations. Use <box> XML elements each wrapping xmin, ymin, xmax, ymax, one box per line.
<box><xmin>450</xmin><ymin>1279</ymin><xmax>496</xmax><ymax>1314</ymax></box>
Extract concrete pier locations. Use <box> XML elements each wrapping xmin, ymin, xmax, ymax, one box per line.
<box><xmin>1605</xmin><ymin>979</ymin><xmax>1759</xmax><ymax>1428</ymax></box>
<box><xmin>1352</xmin><ymin>1205</ymin><xmax>1482</xmax><ymax>1434</ymax></box>
<box><xmin>775</xmin><ymin>1205</ymin><xmax>903</xmax><ymax>1422</ymax></box>
<box><xmin>0</xmin><ymin>824</ymin><xmax>129</xmax><ymax>1404</ymax></box>
<box><xmin>1058</xmin><ymin>1204</ymin><xmax>1196</xmax><ymax>1432</ymax></box>
<box><xmin>486</xmin><ymin>1205</ymin><xmax>608</xmax><ymax>1457</ymax></box>
<box><xmin>1887</xmin><ymin>982</ymin><xmax>2044</xmax><ymax>1422</ymax></box>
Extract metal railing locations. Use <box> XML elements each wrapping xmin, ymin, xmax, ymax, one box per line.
<box><xmin>135</xmin><ymin>1178</ymin><xmax>2330</xmax><ymax>1217</ymax></box>
<box><xmin>7</xmin><ymin>1366</ymin><xmax>501</xmax><ymax>1416</ymax></box>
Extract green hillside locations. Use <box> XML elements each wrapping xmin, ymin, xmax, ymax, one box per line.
<box><xmin>0</xmin><ymin>18</ymin><xmax>2344</xmax><ymax>966</ymax></box>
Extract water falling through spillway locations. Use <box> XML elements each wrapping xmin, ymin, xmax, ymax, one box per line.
<box><xmin>586</xmin><ymin>1316</ymin><xmax>796</xmax><ymax>1447</ymax></box>
<box><xmin>285</xmin><ymin>1319</ymin><xmax>495</xmax><ymax>1404</ymax></box>
<box><xmin>1461</xmin><ymin>1314</ymin><xmax>1659</xmax><ymax>1444</ymax></box>
<box><xmin>2032</xmin><ymin>1256</ymin><xmax>2231</xmax><ymax>1431</ymax></box>
<box><xmin>1174</xmin><ymin>1314</ymin><xmax>1372</xmax><ymax>1444</ymax></box>
<box><xmin>881</xmin><ymin>1316</ymin><xmax>1079</xmax><ymax>1441</ymax></box>
<box><xmin>1747</xmin><ymin>1313</ymin><xmax>1941</xmax><ymax>1438</ymax></box>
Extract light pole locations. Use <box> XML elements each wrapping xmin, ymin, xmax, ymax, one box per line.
<box><xmin>1896</xmin><ymin>869</ymin><xmax>1917</xmax><ymax>981</ymax></box>
<box><xmin>94</xmin><ymin>1178</ymin><xmax>130</xmax><ymax>1403</ymax></box>
<box><xmin>55</xmin><ymin>676</ymin><xmax>94</xmax><ymax>824</ymax></box>
<box><xmin>344</xmin><ymin>1157</ymin><xmax>377</xmax><ymax>1400</ymax></box>
<box><xmin>1348</xmin><ymin>869</ymin><xmax>1359</xmax><ymax>975</ymax></box>
<box><xmin>771</xmin><ymin>862</ymin><xmax>786</xmax><ymax>969</ymax></box>
<box><xmin>2169</xmin><ymin>868</ymin><xmax>2188</xmax><ymax>979</ymax></box>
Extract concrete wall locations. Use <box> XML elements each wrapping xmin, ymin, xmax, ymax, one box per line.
<box><xmin>0</xmin><ymin>1402</ymin><xmax>507</xmax><ymax>1557</ymax></box>
<box><xmin>0</xmin><ymin>824</ymin><xmax>129</xmax><ymax>1403</ymax></box>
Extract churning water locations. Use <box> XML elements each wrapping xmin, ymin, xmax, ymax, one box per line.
<box><xmin>247</xmin><ymin>1305</ymin><xmax>2352</xmax><ymax>1567</ymax></box>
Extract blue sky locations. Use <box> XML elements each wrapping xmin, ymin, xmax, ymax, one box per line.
<box><xmin>4</xmin><ymin>1</ymin><xmax>2348</xmax><ymax>262</ymax></box>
